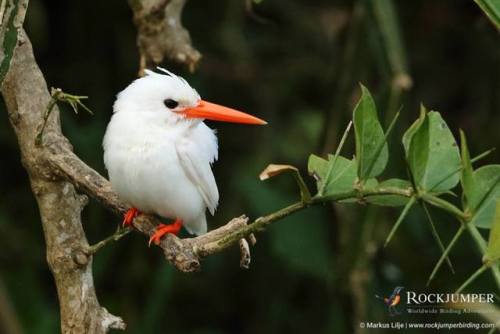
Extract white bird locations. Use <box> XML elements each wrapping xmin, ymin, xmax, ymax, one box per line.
<box><xmin>103</xmin><ymin>68</ymin><xmax>266</xmax><ymax>245</ymax></box>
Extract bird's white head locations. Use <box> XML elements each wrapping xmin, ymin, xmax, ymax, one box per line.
<box><xmin>113</xmin><ymin>67</ymin><xmax>266</xmax><ymax>125</ymax></box>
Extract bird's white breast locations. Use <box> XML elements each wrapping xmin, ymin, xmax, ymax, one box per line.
<box><xmin>103</xmin><ymin>111</ymin><xmax>218</xmax><ymax>235</ymax></box>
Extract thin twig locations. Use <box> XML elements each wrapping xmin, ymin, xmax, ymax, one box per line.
<box><xmin>319</xmin><ymin>121</ymin><xmax>353</xmax><ymax>195</ymax></box>
<box><xmin>427</xmin><ymin>224</ymin><xmax>465</xmax><ymax>286</ymax></box>
<box><xmin>384</xmin><ymin>196</ymin><xmax>416</xmax><ymax>247</ymax></box>
<box><xmin>36</xmin><ymin>88</ymin><xmax>93</xmax><ymax>146</ymax></box>
<box><xmin>422</xmin><ymin>202</ymin><xmax>455</xmax><ymax>274</ymax></box>
<box><xmin>419</xmin><ymin>193</ymin><xmax>468</xmax><ymax>221</ymax></box>
<box><xmin>35</xmin><ymin>88</ymin><xmax>62</xmax><ymax>146</ymax></box>
<box><xmin>467</xmin><ymin>224</ymin><xmax>500</xmax><ymax>292</ymax></box>
<box><xmin>455</xmin><ymin>264</ymin><xmax>488</xmax><ymax>294</ymax></box>
<box><xmin>87</xmin><ymin>227</ymin><xmax>132</xmax><ymax>254</ymax></box>
<box><xmin>471</xmin><ymin>147</ymin><xmax>496</xmax><ymax>163</ymax></box>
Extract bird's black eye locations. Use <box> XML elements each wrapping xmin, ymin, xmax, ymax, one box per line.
<box><xmin>164</xmin><ymin>99</ymin><xmax>179</xmax><ymax>109</ymax></box>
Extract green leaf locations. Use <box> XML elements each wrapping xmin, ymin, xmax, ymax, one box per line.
<box><xmin>404</xmin><ymin>111</ymin><xmax>461</xmax><ymax>192</ymax></box>
<box><xmin>319</xmin><ymin>121</ymin><xmax>353</xmax><ymax>196</ymax></box>
<box><xmin>363</xmin><ymin>178</ymin><xmax>379</xmax><ymax>191</ymax></box>
<box><xmin>475</xmin><ymin>0</ymin><xmax>500</xmax><ymax>30</ymax></box>
<box><xmin>402</xmin><ymin>105</ymin><xmax>426</xmax><ymax>154</ymax></box>
<box><xmin>308</xmin><ymin>154</ymin><xmax>357</xmax><ymax>197</ymax></box>
<box><xmin>460</xmin><ymin>130</ymin><xmax>475</xmax><ymax>210</ymax></box>
<box><xmin>324</xmin><ymin>155</ymin><xmax>357</xmax><ymax>196</ymax></box>
<box><xmin>353</xmin><ymin>85</ymin><xmax>389</xmax><ymax>180</ymax></box>
<box><xmin>308</xmin><ymin>154</ymin><xmax>328</xmax><ymax>191</ymax></box>
<box><xmin>486</xmin><ymin>201</ymin><xmax>500</xmax><ymax>262</ymax></box>
<box><xmin>405</xmin><ymin>110</ymin><xmax>430</xmax><ymax>186</ymax></box>
<box><xmin>366</xmin><ymin>178</ymin><xmax>411</xmax><ymax>207</ymax></box>
<box><xmin>469</xmin><ymin>165</ymin><xmax>500</xmax><ymax>228</ymax></box>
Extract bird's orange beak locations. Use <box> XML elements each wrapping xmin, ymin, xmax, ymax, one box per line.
<box><xmin>181</xmin><ymin>100</ymin><xmax>267</xmax><ymax>125</ymax></box>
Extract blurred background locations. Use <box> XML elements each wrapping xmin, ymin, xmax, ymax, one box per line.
<box><xmin>1</xmin><ymin>0</ymin><xmax>499</xmax><ymax>333</ymax></box>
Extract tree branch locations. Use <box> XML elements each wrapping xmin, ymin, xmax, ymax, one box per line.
<box><xmin>44</xmin><ymin>144</ymin><xmax>255</xmax><ymax>272</ymax></box>
<box><xmin>1</xmin><ymin>30</ymin><xmax>125</xmax><ymax>333</ymax></box>
<box><xmin>44</xmin><ymin>139</ymin><xmax>423</xmax><ymax>274</ymax></box>
<box><xmin>128</xmin><ymin>0</ymin><xmax>201</xmax><ymax>74</ymax></box>
<box><xmin>0</xmin><ymin>0</ymin><xmax>28</xmax><ymax>84</ymax></box>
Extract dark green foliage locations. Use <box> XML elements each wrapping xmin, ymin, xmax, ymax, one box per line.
<box><xmin>281</xmin><ymin>84</ymin><xmax>500</xmax><ymax>295</ymax></box>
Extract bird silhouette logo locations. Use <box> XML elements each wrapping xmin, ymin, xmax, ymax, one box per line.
<box><xmin>375</xmin><ymin>286</ymin><xmax>404</xmax><ymax>316</ymax></box>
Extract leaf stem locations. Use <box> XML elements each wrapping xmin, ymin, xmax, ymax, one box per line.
<box><xmin>35</xmin><ymin>88</ymin><xmax>62</xmax><ymax>146</ymax></box>
<box><xmin>292</xmin><ymin>172</ymin><xmax>312</xmax><ymax>203</ymax></box>
<box><xmin>216</xmin><ymin>201</ymin><xmax>309</xmax><ymax>247</ymax></box>
<box><xmin>467</xmin><ymin>224</ymin><xmax>500</xmax><ymax>292</ymax></box>
<box><xmin>427</xmin><ymin>224</ymin><xmax>465</xmax><ymax>286</ymax></box>
<box><xmin>90</xmin><ymin>184</ymin><xmax>415</xmax><ymax>255</ymax></box>
<box><xmin>420</xmin><ymin>193</ymin><xmax>467</xmax><ymax>221</ymax></box>
<box><xmin>384</xmin><ymin>196</ymin><xmax>416</xmax><ymax>247</ymax></box>
<box><xmin>363</xmin><ymin>111</ymin><xmax>400</xmax><ymax>180</ymax></box>
<box><xmin>471</xmin><ymin>147</ymin><xmax>496</xmax><ymax>164</ymax></box>
<box><xmin>87</xmin><ymin>227</ymin><xmax>132</xmax><ymax>254</ymax></box>
<box><xmin>36</xmin><ymin>88</ymin><xmax>93</xmax><ymax>146</ymax></box>
<box><xmin>422</xmin><ymin>202</ymin><xmax>454</xmax><ymax>274</ymax></box>
<box><xmin>319</xmin><ymin>121</ymin><xmax>352</xmax><ymax>196</ymax></box>
<box><xmin>455</xmin><ymin>264</ymin><xmax>488</xmax><ymax>294</ymax></box>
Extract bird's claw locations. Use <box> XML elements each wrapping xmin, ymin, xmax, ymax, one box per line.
<box><xmin>148</xmin><ymin>219</ymin><xmax>183</xmax><ymax>246</ymax></box>
<box><xmin>122</xmin><ymin>208</ymin><xmax>139</xmax><ymax>227</ymax></box>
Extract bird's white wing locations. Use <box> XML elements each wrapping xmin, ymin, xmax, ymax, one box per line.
<box><xmin>176</xmin><ymin>124</ymin><xmax>219</xmax><ymax>215</ymax></box>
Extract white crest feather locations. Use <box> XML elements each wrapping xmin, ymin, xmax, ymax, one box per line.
<box><xmin>143</xmin><ymin>69</ymin><xmax>157</xmax><ymax>77</ymax></box>
<box><xmin>156</xmin><ymin>67</ymin><xmax>190</xmax><ymax>87</ymax></box>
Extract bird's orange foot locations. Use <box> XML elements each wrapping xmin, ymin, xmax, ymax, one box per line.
<box><xmin>148</xmin><ymin>219</ymin><xmax>183</xmax><ymax>246</ymax></box>
<box><xmin>122</xmin><ymin>208</ymin><xmax>139</xmax><ymax>228</ymax></box>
